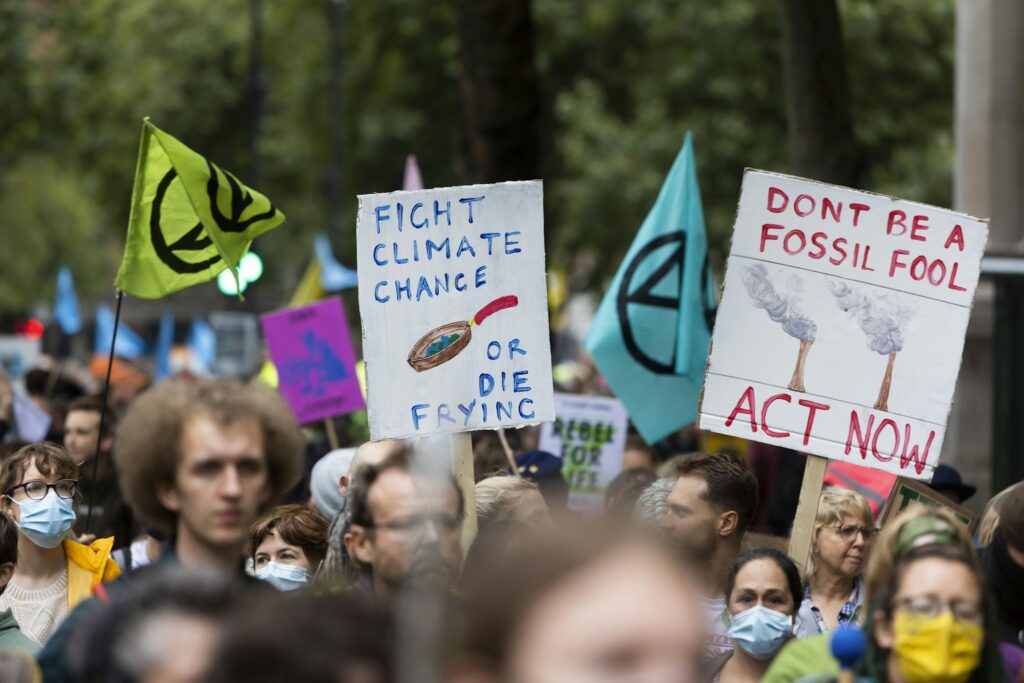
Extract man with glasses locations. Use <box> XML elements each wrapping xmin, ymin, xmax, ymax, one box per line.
<box><xmin>0</xmin><ymin>442</ymin><xmax>120</xmax><ymax>646</ymax></box>
<box><xmin>346</xmin><ymin>446</ymin><xmax>464</xmax><ymax>601</ymax></box>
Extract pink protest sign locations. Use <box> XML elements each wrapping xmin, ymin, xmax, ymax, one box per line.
<box><xmin>261</xmin><ymin>297</ymin><xmax>365</xmax><ymax>424</ymax></box>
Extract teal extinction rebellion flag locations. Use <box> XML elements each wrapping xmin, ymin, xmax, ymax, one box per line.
<box><xmin>585</xmin><ymin>133</ymin><xmax>717</xmax><ymax>443</ymax></box>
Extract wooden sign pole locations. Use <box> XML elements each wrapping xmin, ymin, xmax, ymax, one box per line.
<box><xmin>324</xmin><ymin>417</ymin><xmax>340</xmax><ymax>450</ymax></box>
<box><xmin>452</xmin><ymin>432</ymin><xmax>478</xmax><ymax>553</ymax></box>
<box><xmin>787</xmin><ymin>454</ymin><xmax>829</xmax><ymax>575</ymax></box>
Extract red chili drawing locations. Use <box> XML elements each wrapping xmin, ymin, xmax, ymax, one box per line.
<box><xmin>406</xmin><ymin>295</ymin><xmax>519</xmax><ymax>372</ymax></box>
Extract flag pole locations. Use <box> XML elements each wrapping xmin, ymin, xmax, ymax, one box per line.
<box><xmin>84</xmin><ymin>289</ymin><xmax>124</xmax><ymax>534</ymax></box>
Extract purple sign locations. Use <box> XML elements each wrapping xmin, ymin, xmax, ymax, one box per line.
<box><xmin>261</xmin><ymin>298</ymin><xmax>365</xmax><ymax>424</ymax></box>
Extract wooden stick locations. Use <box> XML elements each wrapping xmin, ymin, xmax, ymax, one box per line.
<box><xmin>324</xmin><ymin>417</ymin><xmax>340</xmax><ymax>450</ymax></box>
<box><xmin>452</xmin><ymin>432</ymin><xmax>477</xmax><ymax>552</ymax></box>
<box><xmin>496</xmin><ymin>428</ymin><xmax>520</xmax><ymax>476</ymax></box>
<box><xmin>787</xmin><ymin>454</ymin><xmax>829</xmax><ymax>575</ymax></box>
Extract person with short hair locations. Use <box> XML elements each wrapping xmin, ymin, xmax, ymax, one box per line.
<box><xmin>322</xmin><ymin>439</ymin><xmax>405</xmax><ymax>585</ymax></box>
<box><xmin>247</xmin><ymin>504</ymin><xmax>329</xmax><ymax>591</ymax></box>
<box><xmin>0</xmin><ymin>443</ymin><xmax>119</xmax><ymax>645</ymax></box>
<box><xmin>710</xmin><ymin>547</ymin><xmax>802</xmax><ymax>683</ymax></box>
<box><xmin>62</xmin><ymin>395</ymin><xmax>134</xmax><ymax>545</ymax></box>
<box><xmin>661</xmin><ymin>452</ymin><xmax>759</xmax><ymax>659</ymax></box>
<box><xmin>0</xmin><ymin>512</ymin><xmax>37</xmax><ymax>655</ymax></box>
<box><xmin>346</xmin><ymin>446</ymin><xmax>464</xmax><ymax>601</ymax></box>
<box><xmin>61</xmin><ymin>397</ymin><xmax>116</xmax><ymax>468</ymax></box>
<box><xmin>794</xmin><ymin>487</ymin><xmax>875</xmax><ymax>637</ymax></box>
<box><xmin>475</xmin><ymin>474</ymin><xmax>548</xmax><ymax>531</ymax></box>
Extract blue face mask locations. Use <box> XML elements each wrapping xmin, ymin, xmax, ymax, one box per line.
<box><xmin>727</xmin><ymin>605</ymin><xmax>793</xmax><ymax>660</ymax></box>
<box><xmin>10</xmin><ymin>492</ymin><xmax>76</xmax><ymax>549</ymax></box>
<box><xmin>254</xmin><ymin>561</ymin><xmax>309</xmax><ymax>592</ymax></box>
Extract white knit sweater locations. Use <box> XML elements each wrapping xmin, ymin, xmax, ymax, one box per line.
<box><xmin>0</xmin><ymin>569</ymin><xmax>68</xmax><ymax>645</ymax></box>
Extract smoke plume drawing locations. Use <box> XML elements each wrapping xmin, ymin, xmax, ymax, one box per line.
<box><xmin>828</xmin><ymin>281</ymin><xmax>913</xmax><ymax>411</ymax></box>
<box><xmin>743</xmin><ymin>264</ymin><xmax>817</xmax><ymax>392</ymax></box>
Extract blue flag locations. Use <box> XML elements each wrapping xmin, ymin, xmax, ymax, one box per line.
<box><xmin>585</xmin><ymin>133</ymin><xmax>717</xmax><ymax>443</ymax></box>
<box><xmin>94</xmin><ymin>303</ymin><xmax>146</xmax><ymax>359</ymax></box>
<box><xmin>53</xmin><ymin>267</ymin><xmax>82</xmax><ymax>335</ymax></box>
<box><xmin>315</xmin><ymin>234</ymin><xmax>358</xmax><ymax>291</ymax></box>
<box><xmin>188</xmin><ymin>317</ymin><xmax>216</xmax><ymax>373</ymax></box>
<box><xmin>154</xmin><ymin>312</ymin><xmax>174</xmax><ymax>381</ymax></box>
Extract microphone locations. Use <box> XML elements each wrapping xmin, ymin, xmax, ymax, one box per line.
<box><xmin>830</xmin><ymin>626</ymin><xmax>867</xmax><ymax>683</ymax></box>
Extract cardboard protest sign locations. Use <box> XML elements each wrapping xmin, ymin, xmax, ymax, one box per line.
<box><xmin>260</xmin><ymin>297</ymin><xmax>365</xmax><ymax>424</ymax></box>
<box><xmin>538</xmin><ymin>393</ymin><xmax>629</xmax><ymax>511</ymax></box>
<box><xmin>356</xmin><ymin>181</ymin><xmax>554</xmax><ymax>440</ymax></box>
<box><xmin>878</xmin><ymin>477</ymin><xmax>977</xmax><ymax>534</ymax></box>
<box><xmin>700</xmin><ymin>170</ymin><xmax>988</xmax><ymax>480</ymax></box>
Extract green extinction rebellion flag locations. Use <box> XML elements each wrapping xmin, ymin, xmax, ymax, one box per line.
<box><xmin>115</xmin><ymin>118</ymin><xmax>285</xmax><ymax>299</ymax></box>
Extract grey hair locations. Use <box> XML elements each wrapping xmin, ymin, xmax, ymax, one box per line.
<box><xmin>632</xmin><ymin>477</ymin><xmax>675</xmax><ymax>526</ymax></box>
<box><xmin>322</xmin><ymin>503</ymin><xmax>354</xmax><ymax>585</ymax></box>
<box><xmin>475</xmin><ymin>475</ymin><xmax>538</xmax><ymax>530</ymax></box>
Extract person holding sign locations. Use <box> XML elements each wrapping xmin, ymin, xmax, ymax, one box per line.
<box><xmin>795</xmin><ymin>488</ymin><xmax>875</xmax><ymax>637</ymax></box>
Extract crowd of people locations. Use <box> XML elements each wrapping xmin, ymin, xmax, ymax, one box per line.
<box><xmin>0</xmin><ymin>372</ymin><xmax>1020</xmax><ymax>683</ymax></box>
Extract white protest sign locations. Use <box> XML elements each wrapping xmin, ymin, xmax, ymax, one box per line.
<box><xmin>357</xmin><ymin>181</ymin><xmax>554</xmax><ymax>440</ymax></box>
<box><xmin>538</xmin><ymin>393</ymin><xmax>629</xmax><ymax>511</ymax></box>
<box><xmin>699</xmin><ymin>170</ymin><xmax>988</xmax><ymax>480</ymax></box>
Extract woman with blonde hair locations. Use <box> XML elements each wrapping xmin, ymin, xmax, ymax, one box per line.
<box><xmin>474</xmin><ymin>475</ymin><xmax>549</xmax><ymax>532</ymax></box>
<box><xmin>794</xmin><ymin>487</ymin><xmax>876</xmax><ymax>637</ymax></box>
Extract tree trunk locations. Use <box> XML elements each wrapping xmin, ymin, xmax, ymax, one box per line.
<box><xmin>874</xmin><ymin>352</ymin><xmax>896</xmax><ymax>411</ymax></box>
<box><xmin>788</xmin><ymin>339</ymin><xmax>813</xmax><ymax>393</ymax></box>
<box><xmin>456</xmin><ymin>0</ymin><xmax>541</xmax><ymax>183</ymax></box>
<box><xmin>778</xmin><ymin>0</ymin><xmax>862</xmax><ymax>186</ymax></box>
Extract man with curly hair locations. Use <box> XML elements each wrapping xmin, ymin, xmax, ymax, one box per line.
<box><xmin>38</xmin><ymin>379</ymin><xmax>304</xmax><ymax>682</ymax></box>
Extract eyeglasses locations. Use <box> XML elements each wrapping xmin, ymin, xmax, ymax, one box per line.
<box><xmin>370</xmin><ymin>513</ymin><xmax>461</xmax><ymax>537</ymax></box>
<box><xmin>828</xmin><ymin>524</ymin><xmax>879</xmax><ymax>542</ymax></box>
<box><xmin>7</xmin><ymin>479</ymin><xmax>78</xmax><ymax>501</ymax></box>
<box><xmin>893</xmin><ymin>595</ymin><xmax>983</xmax><ymax>624</ymax></box>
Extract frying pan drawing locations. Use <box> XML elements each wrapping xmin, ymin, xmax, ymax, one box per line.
<box><xmin>407</xmin><ymin>295</ymin><xmax>519</xmax><ymax>372</ymax></box>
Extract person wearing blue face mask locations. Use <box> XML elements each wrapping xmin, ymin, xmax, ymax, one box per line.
<box><xmin>708</xmin><ymin>547</ymin><xmax>802</xmax><ymax>683</ymax></box>
<box><xmin>0</xmin><ymin>443</ymin><xmax>120</xmax><ymax>646</ymax></box>
<box><xmin>247</xmin><ymin>504</ymin><xmax>329</xmax><ymax>592</ymax></box>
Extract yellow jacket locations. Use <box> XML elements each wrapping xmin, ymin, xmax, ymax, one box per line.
<box><xmin>62</xmin><ymin>537</ymin><xmax>121</xmax><ymax>611</ymax></box>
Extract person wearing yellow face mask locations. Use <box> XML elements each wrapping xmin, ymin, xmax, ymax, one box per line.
<box><xmin>764</xmin><ymin>506</ymin><xmax>1003</xmax><ymax>683</ymax></box>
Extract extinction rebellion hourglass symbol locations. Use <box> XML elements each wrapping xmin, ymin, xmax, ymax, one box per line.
<box><xmin>616</xmin><ymin>231</ymin><xmax>716</xmax><ymax>375</ymax></box>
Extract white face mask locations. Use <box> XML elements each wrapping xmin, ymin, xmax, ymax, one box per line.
<box><xmin>254</xmin><ymin>561</ymin><xmax>309</xmax><ymax>592</ymax></box>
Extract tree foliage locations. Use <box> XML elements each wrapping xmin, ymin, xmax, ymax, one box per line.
<box><xmin>0</xmin><ymin>0</ymin><xmax>955</xmax><ymax>313</ymax></box>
